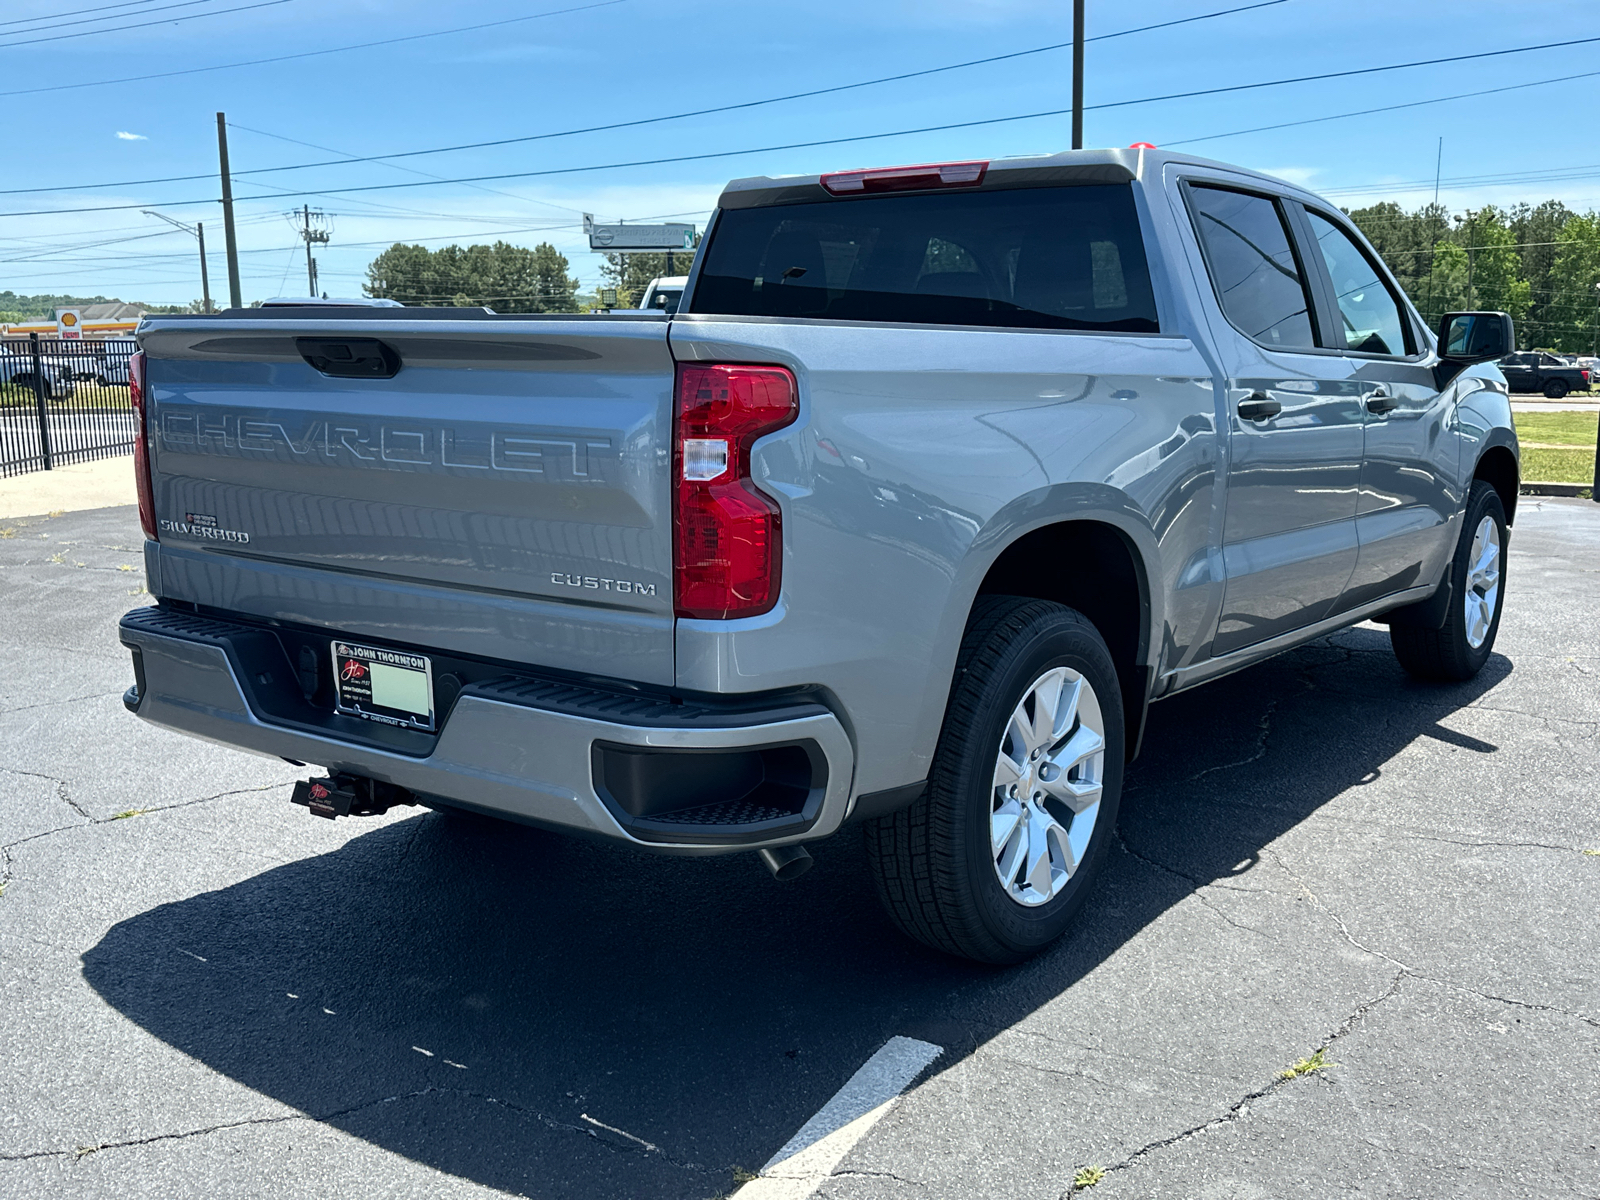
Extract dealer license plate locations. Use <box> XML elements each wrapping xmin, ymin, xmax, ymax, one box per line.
<box><xmin>331</xmin><ymin>641</ymin><xmax>436</xmax><ymax>732</ymax></box>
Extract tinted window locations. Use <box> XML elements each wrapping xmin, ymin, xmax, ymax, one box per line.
<box><xmin>1188</xmin><ymin>186</ymin><xmax>1316</xmax><ymax>349</ymax></box>
<box><xmin>1306</xmin><ymin>211</ymin><xmax>1410</xmax><ymax>356</ymax></box>
<box><xmin>690</xmin><ymin>185</ymin><xmax>1158</xmax><ymax>332</ymax></box>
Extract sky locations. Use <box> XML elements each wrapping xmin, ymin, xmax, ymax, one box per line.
<box><xmin>2</xmin><ymin>0</ymin><xmax>1597</xmax><ymax>307</ymax></box>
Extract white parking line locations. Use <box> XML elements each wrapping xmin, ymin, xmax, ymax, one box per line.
<box><xmin>735</xmin><ymin>1036</ymin><xmax>943</xmax><ymax>1199</ymax></box>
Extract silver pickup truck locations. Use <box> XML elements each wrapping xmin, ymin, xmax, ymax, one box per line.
<box><xmin>119</xmin><ymin>148</ymin><xmax>1519</xmax><ymax>963</ymax></box>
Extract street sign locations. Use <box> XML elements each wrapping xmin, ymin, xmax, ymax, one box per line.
<box><xmin>55</xmin><ymin>308</ymin><xmax>82</xmax><ymax>339</ymax></box>
<box><xmin>583</xmin><ymin>213</ymin><xmax>695</xmax><ymax>252</ymax></box>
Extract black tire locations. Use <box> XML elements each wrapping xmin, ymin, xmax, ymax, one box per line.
<box><xmin>865</xmin><ymin>597</ymin><xmax>1125</xmax><ymax>964</ymax></box>
<box><xmin>1543</xmin><ymin>379</ymin><xmax>1569</xmax><ymax>399</ymax></box>
<box><xmin>1390</xmin><ymin>481</ymin><xmax>1507</xmax><ymax>682</ymax></box>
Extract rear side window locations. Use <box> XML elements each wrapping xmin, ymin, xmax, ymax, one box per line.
<box><xmin>1187</xmin><ymin>185</ymin><xmax>1316</xmax><ymax>350</ymax></box>
<box><xmin>690</xmin><ymin>185</ymin><xmax>1159</xmax><ymax>332</ymax></box>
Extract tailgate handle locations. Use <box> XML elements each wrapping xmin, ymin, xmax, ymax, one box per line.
<box><xmin>296</xmin><ymin>338</ymin><xmax>401</xmax><ymax>379</ymax></box>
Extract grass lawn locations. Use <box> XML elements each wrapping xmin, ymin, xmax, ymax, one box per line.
<box><xmin>1515</xmin><ymin>410</ymin><xmax>1599</xmax><ymax>447</ymax></box>
<box><xmin>1521</xmin><ymin>446</ymin><xmax>1595</xmax><ymax>486</ymax></box>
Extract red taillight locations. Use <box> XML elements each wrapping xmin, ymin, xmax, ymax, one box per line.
<box><xmin>820</xmin><ymin>160</ymin><xmax>988</xmax><ymax>196</ymax></box>
<box><xmin>673</xmin><ymin>364</ymin><xmax>798</xmax><ymax>619</ymax></box>
<box><xmin>128</xmin><ymin>350</ymin><xmax>157</xmax><ymax>541</ymax></box>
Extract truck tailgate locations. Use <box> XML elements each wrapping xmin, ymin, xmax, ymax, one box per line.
<box><xmin>139</xmin><ymin>316</ymin><xmax>676</xmax><ymax>685</ymax></box>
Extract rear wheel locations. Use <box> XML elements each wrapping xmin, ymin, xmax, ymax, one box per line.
<box><xmin>1543</xmin><ymin>378</ymin><xmax>1569</xmax><ymax>399</ymax></box>
<box><xmin>865</xmin><ymin>597</ymin><xmax>1124</xmax><ymax>964</ymax></box>
<box><xmin>1390</xmin><ymin>481</ymin><xmax>1507</xmax><ymax>681</ymax></box>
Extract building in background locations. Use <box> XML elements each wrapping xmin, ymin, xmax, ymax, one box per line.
<box><xmin>0</xmin><ymin>302</ymin><xmax>146</xmax><ymax>338</ymax></box>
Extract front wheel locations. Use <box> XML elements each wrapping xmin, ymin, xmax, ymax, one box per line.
<box><xmin>1390</xmin><ymin>481</ymin><xmax>1507</xmax><ymax>681</ymax></box>
<box><xmin>866</xmin><ymin>597</ymin><xmax>1124</xmax><ymax>964</ymax></box>
<box><xmin>1543</xmin><ymin>379</ymin><xmax>1569</xmax><ymax>399</ymax></box>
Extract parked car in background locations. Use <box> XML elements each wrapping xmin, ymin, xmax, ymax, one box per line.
<box><xmin>94</xmin><ymin>338</ymin><xmax>137</xmax><ymax>386</ymax></box>
<box><xmin>639</xmin><ymin>275</ymin><xmax>688</xmax><ymax>314</ymax></box>
<box><xmin>1499</xmin><ymin>350</ymin><xmax>1590</xmax><ymax>398</ymax></box>
<box><xmin>0</xmin><ymin>347</ymin><xmax>75</xmax><ymax>398</ymax></box>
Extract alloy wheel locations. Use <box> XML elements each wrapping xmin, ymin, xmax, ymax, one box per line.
<box><xmin>1464</xmin><ymin>515</ymin><xmax>1502</xmax><ymax>650</ymax></box>
<box><xmin>989</xmin><ymin>666</ymin><xmax>1105</xmax><ymax>907</ymax></box>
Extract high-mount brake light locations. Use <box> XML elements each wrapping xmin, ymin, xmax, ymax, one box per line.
<box><xmin>820</xmin><ymin>160</ymin><xmax>988</xmax><ymax>196</ymax></box>
<box><xmin>128</xmin><ymin>350</ymin><xmax>157</xmax><ymax>542</ymax></box>
<box><xmin>673</xmin><ymin>364</ymin><xmax>798</xmax><ymax>619</ymax></box>
<box><xmin>1129</xmin><ymin>142</ymin><xmax>1157</xmax><ymax>149</ymax></box>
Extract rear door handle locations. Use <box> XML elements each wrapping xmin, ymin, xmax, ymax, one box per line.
<box><xmin>1237</xmin><ymin>392</ymin><xmax>1281</xmax><ymax>421</ymax></box>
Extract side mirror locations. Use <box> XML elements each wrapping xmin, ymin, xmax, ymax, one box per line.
<box><xmin>1438</xmin><ymin>311</ymin><xmax>1513</xmax><ymax>363</ymax></box>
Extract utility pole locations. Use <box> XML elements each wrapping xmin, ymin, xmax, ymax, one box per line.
<box><xmin>197</xmin><ymin>223</ymin><xmax>212</xmax><ymax>313</ymax></box>
<box><xmin>303</xmin><ymin>205</ymin><xmax>315</xmax><ymax>295</ymax></box>
<box><xmin>142</xmin><ymin>210</ymin><xmax>214</xmax><ymax>313</ymax></box>
<box><xmin>216</xmin><ymin>113</ymin><xmax>241</xmax><ymax>309</ymax></box>
<box><xmin>290</xmin><ymin>206</ymin><xmax>331</xmax><ymax>297</ymax></box>
<box><xmin>1071</xmin><ymin>0</ymin><xmax>1085</xmax><ymax>150</ymax></box>
<box><xmin>1465</xmin><ymin>244</ymin><xmax>1475</xmax><ymax>312</ymax></box>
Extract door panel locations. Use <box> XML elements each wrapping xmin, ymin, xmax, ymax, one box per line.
<box><xmin>1295</xmin><ymin>208</ymin><xmax>1460</xmax><ymax>611</ymax></box>
<box><xmin>1342</xmin><ymin>362</ymin><xmax>1460</xmax><ymax>610</ymax></box>
<box><xmin>1215</xmin><ymin>370</ymin><xmax>1365</xmax><ymax>653</ymax></box>
<box><xmin>1180</xmin><ymin>181</ymin><xmax>1364</xmax><ymax>658</ymax></box>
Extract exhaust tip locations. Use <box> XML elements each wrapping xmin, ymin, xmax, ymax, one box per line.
<box><xmin>758</xmin><ymin>844</ymin><xmax>814</xmax><ymax>882</ymax></box>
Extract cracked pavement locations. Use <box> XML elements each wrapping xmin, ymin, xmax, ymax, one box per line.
<box><xmin>2</xmin><ymin>501</ymin><xmax>1598</xmax><ymax>1199</ymax></box>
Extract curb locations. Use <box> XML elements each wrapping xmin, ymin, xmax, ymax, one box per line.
<box><xmin>1520</xmin><ymin>481</ymin><xmax>1594</xmax><ymax>497</ymax></box>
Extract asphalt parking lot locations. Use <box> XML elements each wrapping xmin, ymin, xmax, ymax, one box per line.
<box><xmin>2</xmin><ymin>500</ymin><xmax>1596</xmax><ymax>1200</ymax></box>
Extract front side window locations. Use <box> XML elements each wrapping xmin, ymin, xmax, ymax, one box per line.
<box><xmin>1188</xmin><ymin>185</ymin><xmax>1316</xmax><ymax>350</ymax></box>
<box><xmin>690</xmin><ymin>184</ymin><xmax>1159</xmax><ymax>332</ymax></box>
<box><xmin>1305</xmin><ymin>211</ymin><xmax>1410</xmax><ymax>357</ymax></box>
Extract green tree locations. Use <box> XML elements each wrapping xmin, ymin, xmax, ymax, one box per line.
<box><xmin>1452</xmin><ymin>207</ymin><xmax>1531</xmax><ymax>335</ymax></box>
<box><xmin>1508</xmin><ymin>200</ymin><xmax>1575</xmax><ymax>350</ymax></box>
<box><xmin>1542</xmin><ymin>213</ymin><xmax>1600</xmax><ymax>354</ymax></box>
<box><xmin>363</xmin><ymin>241</ymin><xmax>580</xmax><ymax>312</ymax></box>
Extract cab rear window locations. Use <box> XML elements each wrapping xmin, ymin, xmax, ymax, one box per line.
<box><xmin>689</xmin><ymin>184</ymin><xmax>1159</xmax><ymax>332</ymax></box>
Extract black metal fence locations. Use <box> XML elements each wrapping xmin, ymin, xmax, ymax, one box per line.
<box><xmin>0</xmin><ymin>334</ymin><xmax>138</xmax><ymax>478</ymax></box>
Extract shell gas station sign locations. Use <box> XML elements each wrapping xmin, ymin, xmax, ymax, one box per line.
<box><xmin>55</xmin><ymin>308</ymin><xmax>83</xmax><ymax>339</ymax></box>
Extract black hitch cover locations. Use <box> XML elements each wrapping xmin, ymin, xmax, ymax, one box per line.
<box><xmin>292</xmin><ymin>775</ymin><xmax>418</xmax><ymax>819</ymax></box>
<box><xmin>292</xmin><ymin>776</ymin><xmax>356</xmax><ymax>819</ymax></box>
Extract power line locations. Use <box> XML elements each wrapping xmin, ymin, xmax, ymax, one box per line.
<box><xmin>0</xmin><ymin>0</ymin><xmax>225</xmax><ymax>41</ymax></box>
<box><xmin>0</xmin><ymin>0</ymin><xmax>1291</xmax><ymax>197</ymax></box>
<box><xmin>0</xmin><ymin>0</ymin><xmax>629</xmax><ymax>97</ymax></box>
<box><xmin>229</xmin><ymin>121</ymin><xmax>589</xmax><ymax>219</ymax></box>
<box><xmin>0</xmin><ymin>0</ymin><xmax>288</xmax><ymax>49</ymax></box>
<box><xmin>1</xmin><ymin>0</ymin><xmax>161</xmax><ymax>30</ymax></box>
<box><xmin>1166</xmin><ymin>67</ymin><xmax>1600</xmax><ymax>148</ymax></box>
<box><xmin>14</xmin><ymin>28</ymin><xmax>1600</xmax><ymax>215</ymax></box>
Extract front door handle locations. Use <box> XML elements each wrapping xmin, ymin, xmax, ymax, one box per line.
<box><xmin>1237</xmin><ymin>392</ymin><xmax>1281</xmax><ymax>421</ymax></box>
<box><xmin>1365</xmin><ymin>390</ymin><xmax>1399</xmax><ymax>415</ymax></box>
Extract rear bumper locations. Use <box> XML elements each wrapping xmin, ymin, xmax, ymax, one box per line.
<box><xmin>118</xmin><ymin>606</ymin><xmax>854</xmax><ymax>853</ymax></box>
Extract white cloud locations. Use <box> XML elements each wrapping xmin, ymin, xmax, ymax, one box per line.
<box><xmin>115</xmin><ymin>131</ymin><xmax>147</xmax><ymax>141</ymax></box>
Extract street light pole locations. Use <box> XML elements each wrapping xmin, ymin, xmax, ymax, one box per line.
<box><xmin>142</xmin><ymin>210</ymin><xmax>213</xmax><ymax>313</ymax></box>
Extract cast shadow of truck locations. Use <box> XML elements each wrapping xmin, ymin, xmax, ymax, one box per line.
<box><xmin>81</xmin><ymin>626</ymin><xmax>1509</xmax><ymax>1199</ymax></box>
